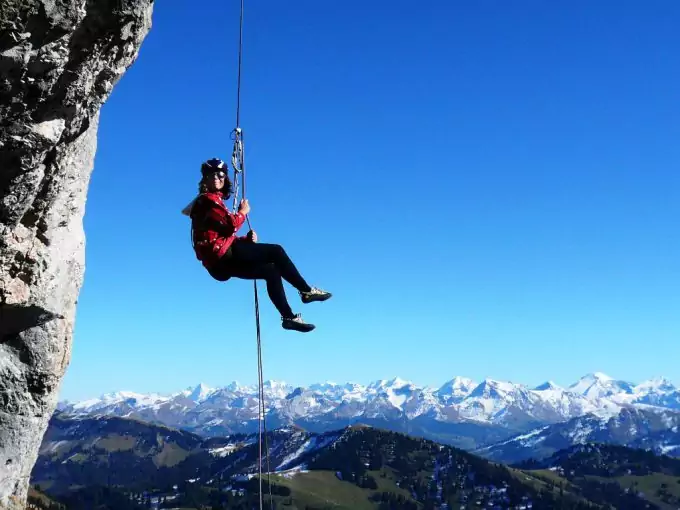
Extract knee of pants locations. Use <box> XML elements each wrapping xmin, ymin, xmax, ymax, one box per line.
<box><xmin>270</xmin><ymin>243</ymin><xmax>286</xmax><ymax>258</ymax></box>
<box><xmin>262</xmin><ymin>263</ymin><xmax>282</xmax><ymax>281</ymax></box>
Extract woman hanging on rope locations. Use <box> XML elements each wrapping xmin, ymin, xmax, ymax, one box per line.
<box><xmin>187</xmin><ymin>158</ymin><xmax>331</xmax><ymax>332</ymax></box>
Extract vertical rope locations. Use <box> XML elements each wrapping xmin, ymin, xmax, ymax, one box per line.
<box><xmin>236</xmin><ymin>0</ymin><xmax>244</xmax><ymax>129</ymax></box>
<box><xmin>255</xmin><ymin>292</ymin><xmax>264</xmax><ymax>510</ymax></box>
<box><xmin>233</xmin><ymin>1</ymin><xmax>273</xmax><ymax>508</ymax></box>
<box><xmin>237</xmin><ymin>122</ymin><xmax>273</xmax><ymax>510</ymax></box>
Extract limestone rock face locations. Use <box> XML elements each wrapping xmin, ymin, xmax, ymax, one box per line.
<box><xmin>0</xmin><ymin>1</ymin><xmax>154</xmax><ymax>506</ymax></box>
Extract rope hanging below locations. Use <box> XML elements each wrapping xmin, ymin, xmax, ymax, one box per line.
<box><xmin>230</xmin><ymin>1</ymin><xmax>273</xmax><ymax>509</ymax></box>
<box><xmin>230</xmin><ymin>127</ymin><xmax>272</xmax><ymax>509</ymax></box>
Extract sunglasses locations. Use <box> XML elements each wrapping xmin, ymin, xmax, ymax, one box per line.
<box><xmin>209</xmin><ymin>171</ymin><xmax>226</xmax><ymax>180</ymax></box>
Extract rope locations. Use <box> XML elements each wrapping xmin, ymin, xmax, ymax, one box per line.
<box><xmin>233</xmin><ymin>131</ymin><xmax>273</xmax><ymax>510</ymax></box>
<box><xmin>231</xmin><ymin>1</ymin><xmax>273</xmax><ymax>508</ymax></box>
<box><xmin>236</xmin><ymin>0</ymin><xmax>244</xmax><ymax>129</ymax></box>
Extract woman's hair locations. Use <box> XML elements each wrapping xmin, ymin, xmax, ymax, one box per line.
<box><xmin>198</xmin><ymin>173</ymin><xmax>233</xmax><ymax>199</ymax></box>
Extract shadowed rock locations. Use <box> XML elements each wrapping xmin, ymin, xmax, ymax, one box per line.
<box><xmin>0</xmin><ymin>304</ymin><xmax>62</xmax><ymax>338</ymax></box>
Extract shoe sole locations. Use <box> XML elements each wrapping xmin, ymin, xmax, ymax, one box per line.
<box><xmin>282</xmin><ymin>324</ymin><xmax>315</xmax><ymax>333</ymax></box>
<box><xmin>301</xmin><ymin>293</ymin><xmax>332</xmax><ymax>304</ymax></box>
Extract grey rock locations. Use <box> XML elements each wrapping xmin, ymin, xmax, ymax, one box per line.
<box><xmin>0</xmin><ymin>0</ymin><xmax>154</xmax><ymax>506</ymax></box>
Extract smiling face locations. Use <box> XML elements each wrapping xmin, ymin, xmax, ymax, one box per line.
<box><xmin>205</xmin><ymin>170</ymin><xmax>226</xmax><ymax>192</ymax></box>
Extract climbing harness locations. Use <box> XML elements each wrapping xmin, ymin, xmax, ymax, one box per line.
<box><xmin>229</xmin><ymin>1</ymin><xmax>273</xmax><ymax>509</ymax></box>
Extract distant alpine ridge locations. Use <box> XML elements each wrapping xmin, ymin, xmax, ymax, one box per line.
<box><xmin>57</xmin><ymin>372</ymin><xmax>680</xmax><ymax>458</ymax></box>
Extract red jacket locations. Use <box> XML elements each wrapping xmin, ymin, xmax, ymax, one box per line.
<box><xmin>190</xmin><ymin>192</ymin><xmax>248</xmax><ymax>269</ymax></box>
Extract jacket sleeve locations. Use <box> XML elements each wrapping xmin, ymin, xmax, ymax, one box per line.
<box><xmin>194</xmin><ymin>196</ymin><xmax>248</xmax><ymax>237</ymax></box>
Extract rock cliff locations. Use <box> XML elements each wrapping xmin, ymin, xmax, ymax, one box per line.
<box><xmin>0</xmin><ymin>1</ymin><xmax>154</xmax><ymax>507</ymax></box>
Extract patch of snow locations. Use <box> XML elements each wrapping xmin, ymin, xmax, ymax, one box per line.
<box><xmin>275</xmin><ymin>465</ymin><xmax>310</xmax><ymax>478</ymax></box>
<box><xmin>43</xmin><ymin>440</ymin><xmax>71</xmax><ymax>454</ymax></box>
<box><xmin>276</xmin><ymin>433</ymin><xmax>339</xmax><ymax>471</ymax></box>
<box><xmin>388</xmin><ymin>391</ymin><xmax>408</xmax><ymax>410</ymax></box>
<box><xmin>569</xmin><ymin>420</ymin><xmax>595</xmax><ymax>444</ymax></box>
<box><xmin>209</xmin><ymin>444</ymin><xmax>238</xmax><ymax>457</ymax></box>
<box><xmin>476</xmin><ymin>426</ymin><xmax>550</xmax><ymax>452</ymax></box>
<box><xmin>514</xmin><ymin>427</ymin><xmax>548</xmax><ymax>445</ymax></box>
<box><xmin>588</xmin><ymin>399</ymin><xmax>623</xmax><ymax>420</ymax></box>
<box><xmin>660</xmin><ymin>444</ymin><xmax>680</xmax><ymax>454</ymax></box>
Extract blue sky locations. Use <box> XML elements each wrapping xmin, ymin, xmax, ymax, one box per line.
<box><xmin>59</xmin><ymin>1</ymin><xmax>680</xmax><ymax>401</ymax></box>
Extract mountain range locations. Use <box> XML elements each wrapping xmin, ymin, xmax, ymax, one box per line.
<box><xmin>57</xmin><ymin>372</ymin><xmax>680</xmax><ymax>458</ymax></box>
<box><xmin>33</xmin><ymin>412</ymin><xmax>680</xmax><ymax>510</ymax></box>
<box><xmin>477</xmin><ymin>406</ymin><xmax>680</xmax><ymax>463</ymax></box>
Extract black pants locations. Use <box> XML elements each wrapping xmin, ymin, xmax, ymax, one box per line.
<box><xmin>209</xmin><ymin>240</ymin><xmax>312</xmax><ymax>318</ymax></box>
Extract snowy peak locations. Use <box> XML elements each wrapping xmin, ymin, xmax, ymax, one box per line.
<box><xmin>569</xmin><ymin>373</ymin><xmax>634</xmax><ymax>400</ymax></box>
<box><xmin>454</xmin><ymin>379</ymin><xmax>538</xmax><ymax>425</ymax></box>
<box><xmin>186</xmin><ymin>383</ymin><xmax>216</xmax><ymax>403</ymax></box>
<box><xmin>630</xmin><ymin>376</ymin><xmax>680</xmax><ymax>409</ymax></box>
<box><xmin>263</xmin><ymin>380</ymin><xmax>289</xmax><ymax>389</ymax></box>
<box><xmin>478</xmin><ymin>406</ymin><xmax>680</xmax><ymax>463</ymax></box>
<box><xmin>71</xmin><ymin>391</ymin><xmax>168</xmax><ymax>412</ymax></box>
<box><xmin>534</xmin><ymin>381</ymin><xmax>563</xmax><ymax>392</ymax></box>
<box><xmin>635</xmin><ymin>377</ymin><xmax>676</xmax><ymax>394</ymax></box>
<box><xmin>369</xmin><ymin>378</ymin><xmax>421</xmax><ymax>412</ymax></box>
<box><xmin>58</xmin><ymin>373</ymin><xmax>680</xmax><ymax>438</ymax></box>
<box><xmin>278</xmin><ymin>388</ymin><xmax>335</xmax><ymax>419</ymax></box>
<box><xmin>368</xmin><ymin>377</ymin><xmax>414</xmax><ymax>391</ymax></box>
<box><xmin>262</xmin><ymin>380</ymin><xmax>293</xmax><ymax>399</ymax></box>
<box><xmin>225</xmin><ymin>381</ymin><xmax>252</xmax><ymax>393</ymax></box>
<box><xmin>569</xmin><ymin>373</ymin><xmax>610</xmax><ymax>392</ymax></box>
<box><xmin>437</xmin><ymin>376</ymin><xmax>477</xmax><ymax>401</ymax></box>
<box><xmin>309</xmin><ymin>381</ymin><xmax>340</xmax><ymax>392</ymax></box>
<box><xmin>469</xmin><ymin>379</ymin><xmax>521</xmax><ymax>399</ymax></box>
<box><xmin>387</xmin><ymin>376</ymin><xmax>413</xmax><ymax>388</ymax></box>
<box><xmin>307</xmin><ymin>381</ymin><xmax>369</xmax><ymax>403</ymax></box>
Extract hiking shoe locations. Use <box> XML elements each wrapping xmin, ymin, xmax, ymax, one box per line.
<box><xmin>300</xmin><ymin>287</ymin><xmax>332</xmax><ymax>304</ymax></box>
<box><xmin>282</xmin><ymin>314</ymin><xmax>316</xmax><ymax>333</ymax></box>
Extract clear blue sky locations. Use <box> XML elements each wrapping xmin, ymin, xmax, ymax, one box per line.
<box><xmin>59</xmin><ymin>0</ymin><xmax>680</xmax><ymax>401</ymax></box>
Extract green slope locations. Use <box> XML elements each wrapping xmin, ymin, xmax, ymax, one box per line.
<box><xmin>263</xmin><ymin>467</ymin><xmax>417</xmax><ymax>510</ymax></box>
<box><xmin>595</xmin><ymin>473</ymin><xmax>680</xmax><ymax>510</ymax></box>
<box><xmin>268</xmin><ymin>471</ymin><xmax>379</xmax><ymax>510</ymax></box>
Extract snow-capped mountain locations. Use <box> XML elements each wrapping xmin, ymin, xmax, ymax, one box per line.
<box><xmin>68</xmin><ymin>390</ymin><xmax>170</xmax><ymax>414</ymax></box>
<box><xmin>475</xmin><ymin>407</ymin><xmax>680</xmax><ymax>463</ymax></box>
<box><xmin>568</xmin><ymin>372</ymin><xmax>635</xmax><ymax>400</ymax></box>
<box><xmin>361</xmin><ymin>377</ymin><xmax>432</xmax><ymax>419</ymax></box>
<box><xmin>436</xmin><ymin>376</ymin><xmax>477</xmax><ymax>404</ymax></box>
<box><xmin>181</xmin><ymin>382</ymin><xmax>217</xmax><ymax>403</ymax></box>
<box><xmin>630</xmin><ymin>377</ymin><xmax>680</xmax><ymax>409</ymax></box>
<box><xmin>57</xmin><ymin>373</ymin><xmax>679</xmax><ymax>450</ymax></box>
<box><xmin>566</xmin><ymin>373</ymin><xmax>680</xmax><ymax>410</ymax></box>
